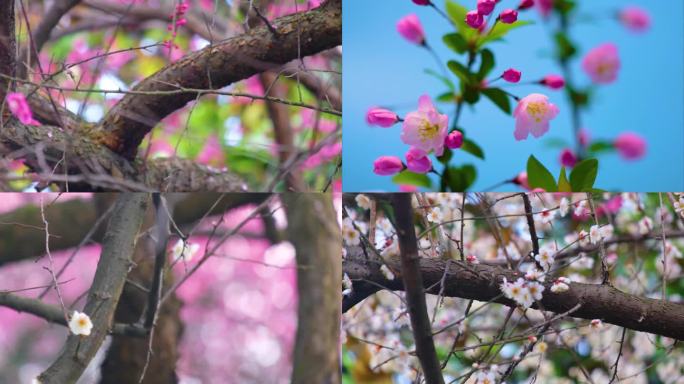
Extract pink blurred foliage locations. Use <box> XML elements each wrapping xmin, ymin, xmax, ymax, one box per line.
<box><xmin>233</xmin><ymin>75</ymin><xmax>266</xmax><ymax>105</ymax></box>
<box><xmin>267</xmin><ymin>0</ymin><xmax>323</xmax><ymax>18</ymax></box>
<box><xmin>0</xmin><ymin>199</ymin><xmax>297</xmax><ymax>383</ymax></box>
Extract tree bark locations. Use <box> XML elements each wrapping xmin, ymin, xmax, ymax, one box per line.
<box><xmin>283</xmin><ymin>193</ymin><xmax>341</xmax><ymax>384</ymax></box>
<box><xmin>0</xmin><ymin>0</ymin><xmax>15</xmax><ymax>102</ymax></box>
<box><xmin>38</xmin><ymin>193</ymin><xmax>149</xmax><ymax>384</ymax></box>
<box><xmin>343</xmin><ymin>246</ymin><xmax>684</xmax><ymax>341</ymax></box>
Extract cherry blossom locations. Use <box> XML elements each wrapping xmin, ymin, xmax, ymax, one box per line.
<box><xmin>400</xmin><ymin>95</ymin><xmax>448</xmax><ymax>156</ymax></box>
<box><xmin>513</xmin><ymin>94</ymin><xmax>559</xmax><ymax>141</ymax></box>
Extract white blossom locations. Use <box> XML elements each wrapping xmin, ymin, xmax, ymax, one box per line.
<box><xmin>527</xmin><ymin>281</ymin><xmax>545</xmax><ymax>301</ymax></box>
<box><xmin>171</xmin><ymin>239</ymin><xmax>200</xmax><ymax>262</ymax></box>
<box><xmin>380</xmin><ymin>264</ymin><xmax>395</xmax><ymax>280</ymax></box>
<box><xmin>590</xmin><ymin>319</ymin><xmax>603</xmax><ymax>330</ymax></box>
<box><xmin>466</xmin><ymin>254</ymin><xmax>479</xmax><ymax>264</ymax></box>
<box><xmin>559</xmin><ymin>198</ymin><xmax>570</xmax><ymax>217</ymax></box>
<box><xmin>426</xmin><ymin>208</ymin><xmax>443</xmax><ymax>223</ymax></box>
<box><xmin>536</xmin><ymin>209</ymin><xmax>557</xmax><ymax>224</ymax></box>
<box><xmin>355</xmin><ymin>194</ymin><xmax>372</xmax><ymax>210</ymax></box>
<box><xmin>342</xmin><ymin>218</ymin><xmax>361</xmax><ymax>246</ymax></box>
<box><xmin>638</xmin><ymin>217</ymin><xmax>653</xmax><ymax>235</ymax></box>
<box><xmin>550</xmin><ymin>279</ymin><xmax>570</xmax><ymax>293</ymax></box>
<box><xmin>69</xmin><ymin>311</ymin><xmax>93</xmax><ymax>336</ymax></box>
<box><xmin>525</xmin><ymin>265</ymin><xmax>545</xmax><ymax>282</ymax></box>
<box><xmin>589</xmin><ymin>225</ymin><xmax>602</xmax><ymax>244</ymax></box>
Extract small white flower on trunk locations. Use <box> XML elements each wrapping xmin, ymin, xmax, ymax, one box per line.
<box><xmin>590</xmin><ymin>319</ymin><xmax>603</xmax><ymax>329</ymax></box>
<box><xmin>171</xmin><ymin>239</ymin><xmax>199</xmax><ymax>262</ymax></box>
<box><xmin>550</xmin><ymin>278</ymin><xmax>570</xmax><ymax>293</ymax></box>
<box><xmin>69</xmin><ymin>311</ymin><xmax>93</xmax><ymax>336</ymax></box>
<box><xmin>342</xmin><ymin>273</ymin><xmax>353</xmax><ymax>296</ymax></box>
<box><xmin>380</xmin><ymin>264</ymin><xmax>395</xmax><ymax>280</ymax></box>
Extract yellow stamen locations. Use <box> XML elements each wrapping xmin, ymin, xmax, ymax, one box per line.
<box><xmin>418</xmin><ymin>121</ymin><xmax>439</xmax><ymax>142</ymax></box>
<box><xmin>526</xmin><ymin>101</ymin><xmax>548</xmax><ymax>123</ymax></box>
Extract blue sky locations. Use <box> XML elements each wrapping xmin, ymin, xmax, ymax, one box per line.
<box><xmin>342</xmin><ymin>0</ymin><xmax>684</xmax><ymax>192</ymax></box>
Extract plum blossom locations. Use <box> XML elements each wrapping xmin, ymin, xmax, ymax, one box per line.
<box><xmin>589</xmin><ymin>225</ymin><xmax>602</xmax><ymax>244</ymax></box>
<box><xmin>501</xmin><ymin>277</ymin><xmax>535</xmax><ymax>308</ymax></box>
<box><xmin>582</xmin><ymin>43</ymin><xmax>620</xmax><ymax>84</ymax></box>
<box><xmin>355</xmin><ymin>194</ymin><xmax>372</xmax><ymax>210</ymax></box>
<box><xmin>467</xmin><ymin>254</ymin><xmax>480</xmax><ymax>264</ymax></box>
<box><xmin>401</xmin><ymin>95</ymin><xmax>448</xmax><ymax>155</ymax></box>
<box><xmin>69</xmin><ymin>311</ymin><xmax>93</xmax><ymax>336</ymax></box>
<box><xmin>513</xmin><ymin>94</ymin><xmax>559</xmax><ymax>141</ymax></box>
<box><xmin>171</xmin><ymin>239</ymin><xmax>200</xmax><ymax>262</ymax></box>
<box><xmin>426</xmin><ymin>208</ymin><xmax>443</xmax><ymax>223</ymax></box>
<box><xmin>5</xmin><ymin>93</ymin><xmax>40</xmax><ymax>126</ymax></box>
<box><xmin>590</xmin><ymin>319</ymin><xmax>603</xmax><ymax>330</ymax></box>
<box><xmin>550</xmin><ymin>277</ymin><xmax>570</xmax><ymax>293</ymax></box>
<box><xmin>525</xmin><ymin>265</ymin><xmax>545</xmax><ymax>282</ymax></box>
<box><xmin>342</xmin><ymin>218</ymin><xmax>361</xmax><ymax>246</ymax></box>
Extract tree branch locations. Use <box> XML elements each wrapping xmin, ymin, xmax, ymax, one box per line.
<box><xmin>0</xmin><ymin>0</ymin><xmax>16</xmax><ymax>101</ymax></box>
<box><xmin>391</xmin><ymin>194</ymin><xmax>445</xmax><ymax>384</ymax></box>
<box><xmin>343</xmin><ymin>246</ymin><xmax>684</xmax><ymax>341</ymax></box>
<box><xmin>38</xmin><ymin>193</ymin><xmax>149</xmax><ymax>384</ymax></box>
<box><xmin>96</xmin><ymin>0</ymin><xmax>341</xmax><ymax>159</ymax></box>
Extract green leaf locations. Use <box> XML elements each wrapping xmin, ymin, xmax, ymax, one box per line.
<box><xmin>569</xmin><ymin>158</ymin><xmax>599</xmax><ymax>192</ymax></box>
<box><xmin>437</xmin><ymin>92</ymin><xmax>456</xmax><ymax>103</ymax></box>
<box><xmin>446</xmin><ymin>164</ymin><xmax>477</xmax><ymax>192</ymax></box>
<box><xmin>392</xmin><ymin>171</ymin><xmax>432</xmax><ymax>188</ymax></box>
<box><xmin>587</xmin><ymin>140</ymin><xmax>615</xmax><ymax>155</ymax></box>
<box><xmin>558</xmin><ymin>167</ymin><xmax>572</xmax><ymax>192</ymax></box>
<box><xmin>425</xmin><ymin>68</ymin><xmax>455</xmax><ymax>91</ymax></box>
<box><xmin>478</xmin><ymin>20</ymin><xmax>533</xmax><ymax>47</ymax></box>
<box><xmin>461</xmin><ymin>138</ymin><xmax>485</xmax><ymax>160</ymax></box>
<box><xmin>526</xmin><ymin>155</ymin><xmax>558</xmax><ymax>192</ymax></box>
<box><xmin>554</xmin><ymin>31</ymin><xmax>577</xmax><ymax>61</ymax></box>
<box><xmin>447</xmin><ymin>60</ymin><xmax>473</xmax><ymax>85</ymax></box>
<box><xmin>481</xmin><ymin>88</ymin><xmax>511</xmax><ymax>115</ymax></box>
<box><xmin>477</xmin><ymin>49</ymin><xmax>495</xmax><ymax>79</ymax></box>
<box><xmin>445</xmin><ymin>1</ymin><xmax>478</xmax><ymax>40</ymax></box>
<box><xmin>443</xmin><ymin>33</ymin><xmax>468</xmax><ymax>54</ymax></box>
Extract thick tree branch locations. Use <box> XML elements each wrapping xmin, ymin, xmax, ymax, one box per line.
<box><xmin>97</xmin><ymin>0</ymin><xmax>341</xmax><ymax>159</ymax></box>
<box><xmin>343</xmin><ymin>246</ymin><xmax>684</xmax><ymax>341</ymax></box>
<box><xmin>0</xmin><ymin>0</ymin><xmax>15</xmax><ymax>101</ymax></box>
<box><xmin>38</xmin><ymin>193</ymin><xmax>149</xmax><ymax>384</ymax></box>
<box><xmin>392</xmin><ymin>195</ymin><xmax>445</xmax><ymax>384</ymax></box>
<box><xmin>283</xmin><ymin>193</ymin><xmax>341</xmax><ymax>384</ymax></box>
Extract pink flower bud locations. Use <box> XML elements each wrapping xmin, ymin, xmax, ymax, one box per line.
<box><xmin>582</xmin><ymin>43</ymin><xmax>620</xmax><ymax>84</ymax></box>
<box><xmin>477</xmin><ymin>0</ymin><xmax>496</xmax><ymax>16</ymax></box>
<box><xmin>405</xmin><ymin>147</ymin><xmax>432</xmax><ymax>174</ymax></box>
<box><xmin>412</xmin><ymin>0</ymin><xmax>431</xmax><ymax>5</ymax></box>
<box><xmin>465</xmin><ymin>10</ymin><xmax>484</xmax><ymax>29</ymax></box>
<box><xmin>445</xmin><ymin>131</ymin><xmax>464</xmax><ymax>149</ymax></box>
<box><xmin>502</xmin><ymin>68</ymin><xmax>522</xmax><ymax>83</ymax></box>
<box><xmin>499</xmin><ymin>9</ymin><xmax>518</xmax><ymax>24</ymax></box>
<box><xmin>373</xmin><ymin>156</ymin><xmax>404</xmax><ymax>176</ymax></box>
<box><xmin>397</xmin><ymin>14</ymin><xmax>425</xmax><ymax>45</ymax></box>
<box><xmin>366</xmin><ymin>108</ymin><xmax>399</xmax><ymax>127</ymax></box>
<box><xmin>614</xmin><ymin>132</ymin><xmax>646</xmax><ymax>160</ymax></box>
<box><xmin>619</xmin><ymin>6</ymin><xmax>650</xmax><ymax>33</ymax></box>
<box><xmin>559</xmin><ymin>148</ymin><xmax>577</xmax><ymax>167</ymax></box>
<box><xmin>518</xmin><ymin>0</ymin><xmax>534</xmax><ymax>10</ymax></box>
<box><xmin>513</xmin><ymin>172</ymin><xmax>530</xmax><ymax>190</ymax></box>
<box><xmin>541</xmin><ymin>74</ymin><xmax>565</xmax><ymax>89</ymax></box>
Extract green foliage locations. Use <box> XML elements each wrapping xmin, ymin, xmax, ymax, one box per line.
<box><xmin>569</xmin><ymin>158</ymin><xmax>599</xmax><ymax>192</ymax></box>
<box><xmin>554</xmin><ymin>32</ymin><xmax>577</xmax><ymax>61</ymax></box>
<box><xmin>477</xmin><ymin>49</ymin><xmax>495</xmax><ymax>79</ymax></box>
<box><xmin>478</xmin><ymin>20</ymin><xmax>533</xmax><ymax>47</ymax></box>
<box><xmin>587</xmin><ymin>140</ymin><xmax>615</xmax><ymax>155</ymax></box>
<box><xmin>425</xmin><ymin>68</ymin><xmax>456</xmax><ymax>91</ymax></box>
<box><xmin>526</xmin><ymin>155</ymin><xmax>600</xmax><ymax>192</ymax></box>
<box><xmin>481</xmin><ymin>88</ymin><xmax>511</xmax><ymax>115</ymax></box>
<box><xmin>527</xmin><ymin>155</ymin><xmax>558</xmax><ymax>192</ymax></box>
<box><xmin>392</xmin><ymin>171</ymin><xmax>432</xmax><ymax>188</ymax></box>
<box><xmin>461</xmin><ymin>138</ymin><xmax>485</xmax><ymax>160</ymax></box>
<box><xmin>558</xmin><ymin>167</ymin><xmax>572</xmax><ymax>192</ymax></box>
<box><xmin>443</xmin><ymin>33</ymin><xmax>468</xmax><ymax>54</ymax></box>
<box><xmin>446</xmin><ymin>164</ymin><xmax>477</xmax><ymax>191</ymax></box>
<box><xmin>447</xmin><ymin>60</ymin><xmax>474</xmax><ymax>85</ymax></box>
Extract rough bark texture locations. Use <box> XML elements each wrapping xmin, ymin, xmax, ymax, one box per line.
<box><xmin>99</xmin><ymin>195</ymin><xmax>182</xmax><ymax>384</ymax></box>
<box><xmin>0</xmin><ymin>193</ymin><xmax>267</xmax><ymax>266</ymax></box>
<box><xmin>0</xmin><ymin>0</ymin><xmax>15</xmax><ymax>101</ymax></box>
<box><xmin>97</xmin><ymin>0</ymin><xmax>342</xmax><ymax>159</ymax></box>
<box><xmin>343</xmin><ymin>246</ymin><xmax>684</xmax><ymax>341</ymax></box>
<box><xmin>391</xmin><ymin>195</ymin><xmax>445</xmax><ymax>384</ymax></box>
<box><xmin>38</xmin><ymin>194</ymin><xmax>149</xmax><ymax>384</ymax></box>
<box><xmin>283</xmin><ymin>193</ymin><xmax>341</xmax><ymax>384</ymax></box>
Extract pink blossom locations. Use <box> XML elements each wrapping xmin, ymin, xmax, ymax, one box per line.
<box><xmin>614</xmin><ymin>132</ymin><xmax>646</xmax><ymax>160</ymax></box>
<box><xmin>582</xmin><ymin>43</ymin><xmax>620</xmax><ymax>84</ymax></box>
<box><xmin>5</xmin><ymin>93</ymin><xmax>40</xmax><ymax>126</ymax></box>
<box><xmin>445</xmin><ymin>130</ymin><xmax>463</xmax><ymax>149</ymax></box>
<box><xmin>541</xmin><ymin>74</ymin><xmax>565</xmax><ymax>89</ymax></box>
<box><xmin>619</xmin><ymin>6</ymin><xmax>650</xmax><ymax>33</ymax></box>
<box><xmin>397</xmin><ymin>14</ymin><xmax>425</xmax><ymax>45</ymax></box>
<box><xmin>536</xmin><ymin>0</ymin><xmax>553</xmax><ymax>17</ymax></box>
<box><xmin>513</xmin><ymin>94</ymin><xmax>559</xmax><ymax>141</ymax></box>
<box><xmin>559</xmin><ymin>148</ymin><xmax>577</xmax><ymax>167</ymax></box>
<box><xmin>503</xmin><ymin>68</ymin><xmax>522</xmax><ymax>83</ymax></box>
<box><xmin>366</xmin><ymin>108</ymin><xmax>399</xmax><ymax>127</ymax></box>
<box><xmin>513</xmin><ymin>172</ymin><xmax>530</xmax><ymax>190</ymax></box>
<box><xmin>405</xmin><ymin>147</ymin><xmax>432</xmax><ymax>174</ymax></box>
<box><xmin>465</xmin><ymin>10</ymin><xmax>484</xmax><ymax>29</ymax></box>
<box><xmin>399</xmin><ymin>185</ymin><xmax>418</xmax><ymax>192</ymax></box>
<box><xmin>400</xmin><ymin>94</ymin><xmax>448</xmax><ymax>156</ymax></box>
<box><xmin>197</xmin><ymin>135</ymin><xmax>225</xmax><ymax>167</ymax></box>
<box><xmin>499</xmin><ymin>9</ymin><xmax>518</xmax><ymax>24</ymax></box>
<box><xmin>373</xmin><ymin>156</ymin><xmax>404</xmax><ymax>176</ymax></box>
<box><xmin>518</xmin><ymin>0</ymin><xmax>534</xmax><ymax>10</ymax></box>
<box><xmin>477</xmin><ymin>0</ymin><xmax>496</xmax><ymax>16</ymax></box>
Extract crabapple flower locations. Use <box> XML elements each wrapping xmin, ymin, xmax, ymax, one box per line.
<box><xmin>412</xmin><ymin>0</ymin><xmax>431</xmax><ymax>5</ymax></box>
<box><xmin>6</xmin><ymin>93</ymin><xmax>40</xmax><ymax>126</ymax></box>
<box><xmin>465</xmin><ymin>10</ymin><xmax>484</xmax><ymax>29</ymax></box>
<box><xmin>69</xmin><ymin>311</ymin><xmax>93</xmax><ymax>336</ymax></box>
<box><xmin>502</xmin><ymin>68</ymin><xmax>522</xmax><ymax>83</ymax></box>
<box><xmin>380</xmin><ymin>265</ymin><xmax>395</xmax><ymax>280</ymax></box>
<box><xmin>582</xmin><ymin>43</ymin><xmax>620</xmax><ymax>84</ymax></box>
<box><xmin>513</xmin><ymin>171</ymin><xmax>530</xmax><ymax>190</ymax></box>
<box><xmin>559</xmin><ymin>148</ymin><xmax>577</xmax><ymax>167</ymax></box>
<box><xmin>477</xmin><ymin>0</ymin><xmax>496</xmax><ymax>16</ymax></box>
<box><xmin>445</xmin><ymin>130</ymin><xmax>463</xmax><ymax>149</ymax></box>
<box><xmin>499</xmin><ymin>9</ymin><xmax>518</xmax><ymax>24</ymax></box>
<box><xmin>405</xmin><ymin>147</ymin><xmax>432</xmax><ymax>174</ymax></box>
<box><xmin>518</xmin><ymin>0</ymin><xmax>534</xmax><ymax>10</ymax></box>
<box><xmin>619</xmin><ymin>6</ymin><xmax>650</xmax><ymax>33</ymax></box>
<box><xmin>400</xmin><ymin>94</ymin><xmax>448</xmax><ymax>155</ymax></box>
<box><xmin>366</xmin><ymin>108</ymin><xmax>399</xmax><ymax>127</ymax></box>
<box><xmin>559</xmin><ymin>197</ymin><xmax>570</xmax><ymax>217</ymax></box>
<box><xmin>373</xmin><ymin>156</ymin><xmax>404</xmax><ymax>176</ymax></box>
<box><xmin>541</xmin><ymin>74</ymin><xmax>565</xmax><ymax>89</ymax></box>
<box><xmin>614</xmin><ymin>132</ymin><xmax>646</xmax><ymax>160</ymax></box>
<box><xmin>171</xmin><ymin>239</ymin><xmax>200</xmax><ymax>262</ymax></box>
<box><xmin>426</xmin><ymin>207</ymin><xmax>443</xmax><ymax>223</ymax></box>
<box><xmin>536</xmin><ymin>0</ymin><xmax>553</xmax><ymax>17</ymax></box>
<box><xmin>513</xmin><ymin>94</ymin><xmax>559</xmax><ymax>141</ymax></box>
<box><xmin>397</xmin><ymin>14</ymin><xmax>425</xmax><ymax>45</ymax></box>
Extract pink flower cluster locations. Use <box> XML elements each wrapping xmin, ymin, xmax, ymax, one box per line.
<box><xmin>168</xmin><ymin>1</ymin><xmax>189</xmax><ymax>32</ymax></box>
<box><xmin>5</xmin><ymin>93</ymin><xmax>40</xmax><ymax>126</ymax></box>
<box><xmin>465</xmin><ymin>0</ymin><xmax>530</xmax><ymax>29</ymax></box>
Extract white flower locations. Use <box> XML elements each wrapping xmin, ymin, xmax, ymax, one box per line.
<box><xmin>380</xmin><ymin>264</ymin><xmax>395</xmax><ymax>280</ymax></box>
<box><xmin>426</xmin><ymin>208</ymin><xmax>443</xmax><ymax>223</ymax></box>
<box><xmin>527</xmin><ymin>281</ymin><xmax>545</xmax><ymax>301</ymax></box>
<box><xmin>550</xmin><ymin>279</ymin><xmax>569</xmax><ymax>293</ymax></box>
<box><xmin>589</xmin><ymin>225</ymin><xmax>602</xmax><ymax>245</ymax></box>
<box><xmin>342</xmin><ymin>273</ymin><xmax>352</xmax><ymax>291</ymax></box>
<box><xmin>355</xmin><ymin>194</ymin><xmax>371</xmax><ymax>210</ymax></box>
<box><xmin>534</xmin><ymin>248</ymin><xmax>555</xmax><ymax>271</ymax></box>
<box><xmin>578</xmin><ymin>229</ymin><xmax>590</xmax><ymax>246</ymax></box>
<box><xmin>638</xmin><ymin>217</ymin><xmax>653</xmax><ymax>235</ymax></box>
<box><xmin>69</xmin><ymin>311</ymin><xmax>93</xmax><ymax>336</ymax></box>
<box><xmin>536</xmin><ymin>209</ymin><xmax>557</xmax><ymax>224</ymax></box>
<box><xmin>674</xmin><ymin>197</ymin><xmax>684</xmax><ymax>217</ymax></box>
<box><xmin>524</xmin><ymin>266</ymin><xmax>545</xmax><ymax>282</ymax></box>
<box><xmin>559</xmin><ymin>198</ymin><xmax>570</xmax><ymax>217</ymax></box>
<box><xmin>378</xmin><ymin>218</ymin><xmax>394</xmax><ymax>234</ymax></box>
<box><xmin>501</xmin><ymin>278</ymin><xmax>534</xmax><ymax>308</ymax></box>
<box><xmin>342</xmin><ymin>218</ymin><xmax>360</xmax><ymax>246</ymax></box>
<box><xmin>475</xmin><ymin>370</ymin><xmax>497</xmax><ymax>384</ymax></box>
<box><xmin>32</xmin><ymin>379</ymin><xmax>41</xmax><ymax>384</ymax></box>
<box><xmin>590</xmin><ymin>319</ymin><xmax>603</xmax><ymax>330</ymax></box>
<box><xmin>171</xmin><ymin>239</ymin><xmax>200</xmax><ymax>262</ymax></box>
<box><xmin>600</xmin><ymin>224</ymin><xmax>614</xmax><ymax>239</ymax></box>
<box><xmin>574</xmin><ymin>201</ymin><xmax>587</xmax><ymax>216</ymax></box>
